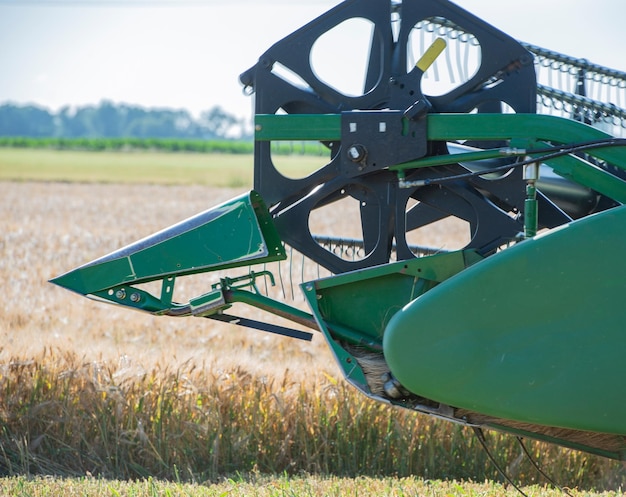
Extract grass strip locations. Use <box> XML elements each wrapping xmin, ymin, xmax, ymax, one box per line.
<box><xmin>0</xmin><ymin>148</ymin><xmax>327</xmax><ymax>186</ymax></box>
<box><xmin>1</xmin><ymin>474</ymin><xmax>619</xmax><ymax>497</ymax></box>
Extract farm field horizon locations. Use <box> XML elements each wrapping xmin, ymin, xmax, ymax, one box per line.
<box><xmin>0</xmin><ymin>146</ymin><xmax>327</xmax><ymax>187</ymax></box>
<box><xmin>0</xmin><ymin>148</ymin><xmax>624</xmax><ymax>495</ymax></box>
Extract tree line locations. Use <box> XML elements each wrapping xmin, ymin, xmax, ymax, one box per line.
<box><xmin>0</xmin><ymin>101</ymin><xmax>251</xmax><ymax>140</ymax></box>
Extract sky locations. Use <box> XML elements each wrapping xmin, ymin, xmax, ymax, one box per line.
<box><xmin>1</xmin><ymin>0</ymin><xmax>625</xmax><ymax>121</ymax></box>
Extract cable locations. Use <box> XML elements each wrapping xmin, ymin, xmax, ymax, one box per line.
<box><xmin>516</xmin><ymin>437</ymin><xmax>575</xmax><ymax>497</ymax></box>
<box><xmin>407</xmin><ymin>138</ymin><xmax>626</xmax><ymax>187</ymax></box>
<box><xmin>472</xmin><ymin>427</ymin><xmax>530</xmax><ymax>497</ymax></box>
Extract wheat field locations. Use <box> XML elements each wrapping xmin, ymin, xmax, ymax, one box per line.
<box><xmin>1</xmin><ymin>181</ymin><xmax>327</xmax><ymax>374</ymax></box>
<box><xmin>2</xmin><ymin>178</ymin><xmax>471</xmax><ymax>376</ymax></box>
<box><xmin>0</xmin><ymin>178</ymin><xmax>624</xmax><ymax>495</ymax></box>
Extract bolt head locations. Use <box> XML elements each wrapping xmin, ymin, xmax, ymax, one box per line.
<box><xmin>347</xmin><ymin>144</ymin><xmax>366</xmax><ymax>163</ymax></box>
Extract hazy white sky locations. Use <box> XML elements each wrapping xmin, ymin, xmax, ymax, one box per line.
<box><xmin>1</xmin><ymin>0</ymin><xmax>624</xmax><ymax>119</ymax></box>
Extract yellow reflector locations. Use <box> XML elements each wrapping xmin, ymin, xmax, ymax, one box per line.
<box><xmin>416</xmin><ymin>37</ymin><xmax>447</xmax><ymax>72</ymax></box>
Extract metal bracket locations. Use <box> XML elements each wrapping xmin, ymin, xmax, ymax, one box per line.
<box><xmin>213</xmin><ymin>270</ymin><xmax>276</xmax><ymax>294</ymax></box>
<box><xmin>340</xmin><ymin>110</ymin><xmax>427</xmax><ymax>174</ymax></box>
<box><xmin>208</xmin><ymin>314</ymin><xmax>313</xmax><ymax>341</ymax></box>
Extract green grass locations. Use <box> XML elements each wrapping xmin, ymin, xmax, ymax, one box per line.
<box><xmin>0</xmin><ymin>148</ymin><xmax>326</xmax><ymax>187</ymax></box>
<box><xmin>1</xmin><ymin>474</ymin><xmax>620</xmax><ymax>496</ymax></box>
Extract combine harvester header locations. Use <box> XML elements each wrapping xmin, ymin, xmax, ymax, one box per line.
<box><xmin>53</xmin><ymin>0</ymin><xmax>626</xmax><ymax>478</ymax></box>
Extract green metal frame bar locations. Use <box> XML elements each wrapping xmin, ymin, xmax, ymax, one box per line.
<box><xmin>255</xmin><ymin>114</ymin><xmax>340</xmax><ymax>141</ymax></box>
<box><xmin>255</xmin><ymin>113</ymin><xmax>626</xmax><ymax>202</ymax></box>
<box><xmin>255</xmin><ymin>114</ymin><xmax>338</xmax><ymax>140</ymax></box>
<box><xmin>392</xmin><ymin>147</ymin><xmax>526</xmax><ymax>170</ymax></box>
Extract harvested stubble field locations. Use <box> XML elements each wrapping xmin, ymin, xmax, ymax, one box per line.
<box><xmin>0</xmin><ymin>162</ymin><xmax>624</xmax><ymax>495</ymax></box>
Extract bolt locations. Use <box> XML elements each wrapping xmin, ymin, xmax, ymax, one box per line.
<box><xmin>347</xmin><ymin>144</ymin><xmax>367</xmax><ymax>163</ymax></box>
<box><xmin>115</xmin><ymin>289</ymin><xmax>126</xmax><ymax>300</ymax></box>
<box><xmin>130</xmin><ymin>293</ymin><xmax>141</xmax><ymax>303</ymax></box>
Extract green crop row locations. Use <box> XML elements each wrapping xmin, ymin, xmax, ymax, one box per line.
<box><xmin>0</xmin><ymin>136</ymin><xmax>328</xmax><ymax>155</ymax></box>
<box><xmin>0</xmin><ymin>136</ymin><xmax>253</xmax><ymax>153</ymax></box>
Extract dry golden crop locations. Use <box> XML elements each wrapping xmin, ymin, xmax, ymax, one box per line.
<box><xmin>1</xmin><ymin>182</ymin><xmax>323</xmax><ymax>373</ymax></box>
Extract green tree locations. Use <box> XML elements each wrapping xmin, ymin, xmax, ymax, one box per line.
<box><xmin>0</xmin><ymin>103</ymin><xmax>55</xmax><ymax>136</ymax></box>
<box><xmin>0</xmin><ymin>101</ymin><xmax>245</xmax><ymax>139</ymax></box>
<box><xmin>199</xmin><ymin>106</ymin><xmax>239</xmax><ymax>138</ymax></box>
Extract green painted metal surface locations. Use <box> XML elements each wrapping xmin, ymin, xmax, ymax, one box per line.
<box><xmin>310</xmin><ymin>251</ymin><xmax>482</xmax><ymax>343</ymax></box>
<box><xmin>303</xmin><ymin>251</ymin><xmax>482</xmax><ymax>391</ymax></box>
<box><xmin>51</xmin><ymin>191</ymin><xmax>286</xmax><ymax>297</ymax></box>
<box><xmin>383</xmin><ymin>205</ymin><xmax>626</xmax><ymax>435</ymax></box>
<box><xmin>304</xmin><ymin>279</ymin><xmax>371</xmax><ymax>393</ymax></box>
<box><xmin>255</xmin><ymin>114</ymin><xmax>340</xmax><ymax>142</ymax></box>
